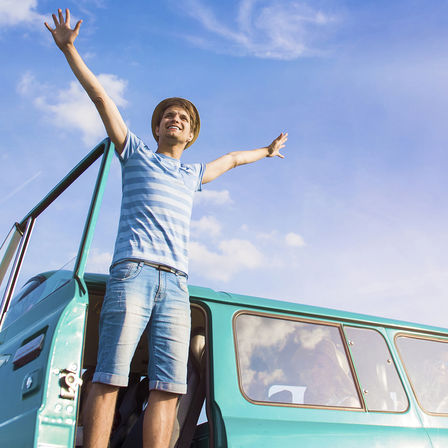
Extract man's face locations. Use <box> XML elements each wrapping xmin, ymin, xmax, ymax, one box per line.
<box><xmin>156</xmin><ymin>105</ymin><xmax>194</xmax><ymax>148</ymax></box>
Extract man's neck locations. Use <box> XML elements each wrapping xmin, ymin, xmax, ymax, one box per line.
<box><xmin>156</xmin><ymin>141</ymin><xmax>185</xmax><ymax>160</ymax></box>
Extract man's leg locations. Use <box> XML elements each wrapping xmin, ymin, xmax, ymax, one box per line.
<box><xmin>83</xmin><ymin>382</ymin><xmax>120</xmax><ymax>448</ymax></box>
<box><xmin>143</xmin><ymin>390</ymin><xmax>179</xmax><ymax>448</ymax></box>
<box><xmin>144</xmin><ymin>271</ymin><xmax>190</xmax><ymax>447</ymax></box>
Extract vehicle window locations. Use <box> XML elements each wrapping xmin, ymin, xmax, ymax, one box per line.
<box><xmin>344</xmin><ymin>326</ymin><xmax>408</xmax><ymax>412</ymax></box>
<box><xmin>1</xmin><ymin>275</ymin><xmax>50</xmax><ymax>329</ymax></box>
<box><xmin>234</xmin><ymin>313</ymin><xmax>362</xmax><ymax>408</ymax></box>
<box><xmin>0</xmin><ymin>224</ymin><xmax>22</xmax><ymax>304</ymax></box>
<box><xmin>396</xmin><ymin>335</ymin><xmax>448</xmax><ymax>414</ymax></box>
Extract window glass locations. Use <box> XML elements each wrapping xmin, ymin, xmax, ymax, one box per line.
<box><xmin>0</xmin><ymin>225</ymin><xmax>22</xmax><ymax>304</ymax></box>
<box><xmin>3</xmin><ymin>274</ymin><xmax>51</xmax><ymax>329</ymax></box>
<box><xmin>396</xmin><ymin>335</ymin><xmax>448</xmax><ymax>414</ymax></box>
<box><xmin>234</xmin><ymin>313</ymin><xmax>361</xmax><ymax>408</ymax></box>
<box><xmin>344</xmin><ymin>326</ymin><xmax>408</xmax><ymax>412</ymax></box>
<box><xmin>1</xmin><ymin>153</ymin><xmax>114</xmax><ymax>329</ymax></box>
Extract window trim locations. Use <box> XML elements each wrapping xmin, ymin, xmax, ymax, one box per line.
<box><xmin>395</xmin><ymin>332</ymin><xmax>448</xmax><ymax>417</ymax></box>
<box><xmin>0</xmin><ymin>218</ymin><xmax>35</xmax><ymax>331</ymax></box>
<box><xmin>232</xmin><ymin>309</ymin><xmax>365</xmax><ymax>411</ymax></box>
<box><xmin>343</xmin><ymin>324</ymin><xmax>409</xmax><ymax>414</ymax></box>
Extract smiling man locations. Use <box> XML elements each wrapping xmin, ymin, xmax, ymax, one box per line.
<box><xmin>45</xmin><ymin>8</ymin><xmax>287</xmax><ymax>448</ymax></box>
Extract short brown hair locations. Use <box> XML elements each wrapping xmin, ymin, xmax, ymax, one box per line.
<box><xmin>151</xmin><ymin>97</ymin><xmax>200</xmax><ymax>149</ymax></box>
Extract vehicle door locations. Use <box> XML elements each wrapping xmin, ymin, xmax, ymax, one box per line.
<box><xmin>0</xmin><ymin>139</ymin><xmax>114</xmax><ymax>448</ymax></box>
<box><xmin>207</xmin><ymin>300</ymin><xmax>432</xmax><ymax>447</ymax></box>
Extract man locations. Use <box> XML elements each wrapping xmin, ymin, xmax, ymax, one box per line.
<box><xmin>45</xmin><ymin>8</ymin><xmax>287</xmax><ymax>448</ymax></box>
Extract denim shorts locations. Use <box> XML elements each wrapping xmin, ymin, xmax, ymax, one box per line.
<box><xmin>93</xmin><ymin>260</ymin><xmax>190</xmax><ymax>394</ymax></box>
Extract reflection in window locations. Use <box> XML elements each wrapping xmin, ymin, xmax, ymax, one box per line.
<box><xmin>344</xmin><ymin>327</ymin><xmax>408</xmax><ymax>412</ymax></box>
<box><xmin>0</xmin><ymin>224</ymin><xmax>22</xmax><ymax>305</ymax></box>
<box><xmin>396</xmin><ymin>336</ymin><xmax>448</xmax><ymax>414</ymax></box>
<box><xmin>2</xmin><ymin>276</ymin><xmax>47</xmax><ymax>328</ymax></box>
<box><xmin>234</xmin><ymin>313</ymin><xmax>361</xmax><ymax>408</ymax></box>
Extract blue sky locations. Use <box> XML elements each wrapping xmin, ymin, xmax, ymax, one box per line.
<box><xmin>1</xmin><ymin>0</ymin><xmax>448</xmax><ymax>327</ymax></box>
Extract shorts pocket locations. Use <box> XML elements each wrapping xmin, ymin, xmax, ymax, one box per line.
<box><xmin>109</xmin><ymin>260</ymin><xmax>143</xmax><ymax>281</ymax></box>
<box><xmin>176</xmin><ymin>275</ymin><xmax>189</xmax><ymax>294</ymax></box>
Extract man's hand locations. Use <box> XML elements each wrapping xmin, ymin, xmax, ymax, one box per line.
<box><xmin>45</xmin><ymin>8</ymin><xmax>82</xmax><ymax>52</ymax></box>
<box><xmin>267</xmin><ymin>132</ymin><xmax>288</xmax><ymax>158</ymax></box>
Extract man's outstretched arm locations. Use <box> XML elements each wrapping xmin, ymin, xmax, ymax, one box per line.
<box><xmin>45</xmin><ymin>9</ymin><xmax>127</xmax><ymax>153</ymax></box>
<box><xmin>202</xmin><ymin>132</ymin><xmax>288</xmax><ymax>184</ymax></box>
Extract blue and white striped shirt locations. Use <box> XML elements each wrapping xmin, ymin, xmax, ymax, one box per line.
<box><xmin>111</xmin><ymin>131</ymin><xmax>205</xmax><ymax>274</ymax></box>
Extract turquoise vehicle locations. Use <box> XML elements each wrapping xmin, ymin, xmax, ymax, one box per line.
<box><xmin>1</xmin><ymin>140</ymin><xmax>448</xmax><ymax>447</ymax></box>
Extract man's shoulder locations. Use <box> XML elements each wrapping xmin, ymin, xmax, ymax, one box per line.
<box><xmin>128</xmin><ymin>130</ymin><xmax>153</xmax><ymax>152</ymax></box>
<box><xmin>121</xmin><ymin>130</ymin><xmax>154</xmax><ymax>162</ymax></box>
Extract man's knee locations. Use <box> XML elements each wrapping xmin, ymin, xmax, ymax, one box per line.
<box><xmin>149</xmin><ymin>389</ymin><xmax>180</xmax><ymax>404</ymax></box>
<box><xmin>92</xmin><ymin>382</ymin><xmax>121</xmax><ymax>393</ymax></box>
<box><xmin>92</xmin><ymin>383</ymin><xmax>120</xmax><ymax>393</ymax></box>
<box><xmin>87</xmin><ymin>382</ymin><xmax>120</xmax><ymax>405</ymax></box>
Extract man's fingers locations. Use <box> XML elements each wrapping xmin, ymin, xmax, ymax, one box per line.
<box><xmin>52</xmin><ymin>13</ymin><xmax>58</xmax><ymax>27</ymax></box>
<box><xmin>74</xmin><ymin>20</ymin><xmax>83</xmax><ymax>34</ymax></box>
<box><xmin>65</xmin><ymin>8</ymin><xmax>70</xmax><ymax>26</ymax></box>
<box><xmin>58</xmin><ymin>9</ymin><xmax>64</xmax><ymax>24</ymax></box>
<box><xmin>269</xmin><ymin>132</ymin><xmax>288</xmax><ymax>156</ymax></box>
<box><xmin>276</xmin><ymin>132</ymin><xmax>288</xmax><ymax>142</ymax></box>
<box><xmin>44</xmin><ymin>22</ymin><xmax>53</xmax><ymax>33</ymax></box>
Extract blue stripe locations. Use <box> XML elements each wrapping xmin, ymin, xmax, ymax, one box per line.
<box><xmin>112</xmin><ymin>131</ymin><xmax>203</xmax><ymax>273</ymax></box>
<box><xmin>122</xmin><ymin>187</ymin><xmax>193</xmax><ymax>209</ymax></box>
<box><xmin>114</xmin><ymin>237</ymin><xmax>188</xmax><ymax>258</ymax></box>
<box><xmin>121</xmin><ymin>198</ymin><xmax>191</xmax><ymax>218</ymax></box>
<box><xmin>124</xmin><ymin>173</ymin><xmax>187</xmax><ymax>189</ymax></box>
<box><xmin>116</xmin><ymin>219</ymin><xmax>189</xmax><ymax>245</ymax></box>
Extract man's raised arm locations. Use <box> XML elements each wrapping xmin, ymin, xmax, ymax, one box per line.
<box><xmin>45</xmin><ymin>9</ymin><xmax>127</xmax><ymax>153</ymax></box>
<box><xmin>202</xmin><ymin>132</ymin><xmax>288</xmax><ymax>184</ymax></box>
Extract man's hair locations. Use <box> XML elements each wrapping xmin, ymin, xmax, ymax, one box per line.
<box><xmin>151</xmin><ymin>97</ymin><xmax>200</xmax><ymax>149</ymax></box>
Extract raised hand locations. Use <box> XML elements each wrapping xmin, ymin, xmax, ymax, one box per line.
<box><xmin>44</xmin><ymin>8</ymin><xmax>82</xmax><ymax>51</ymax></box>
<box><xmin>267</xmin><ymin>132</ymin><xmax>288</xmax><ymax>158</ymax></box>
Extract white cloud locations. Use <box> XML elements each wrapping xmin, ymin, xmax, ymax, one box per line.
<box><xmin>191</xmin><ymin>215</ymin><xmax>222</xmax><ymax>238</ymax></box>
<box><xmin>189</xmin><ymin>238</ymin><xmax>263</xmax><ymax>281</ymax></box>
<box><xmin>194</xmin><ymin>189</ymin><xmax>233</xmax><ymax>205</ymax></box>
<box><xmin>285</xmin><ymin>232</ymin><xmax>306</xmax><ymax>247</ymax></box>
<box><xmin>0</xmin><ymin>171</ymin><xmax>42</xmax><ymax>205</ymax></box>
<box><xmin>0</xmin><ymin>0</ymin><xmax>46</xmax><ymax>27</ymax></box>
<box><xmin>257</xmin><ymin>230</ymin><xmax>277</xmax><ymax>241</ymax></box>
<box><xmin>180</xmin><ymin>0</ymin><xmax>336</xmax><ymax>60</ymax></box>
<box><xmin>17</xmin><ymin>72</ymin><xmax>128</xmax><ymax>147</ymax></box>
<box><xmin>17</xmin><ymin>71</ymin><xmax>37</xmax><ymax>95</ymax></box>
<box><xmin>83</xmin><ymin>51</ymin><xmax>97</xmax><ymax>61</ymax></box>
<box><xmin>256</xmin><ymin>230</ymin><xmax>306</xmax><ymax>249</ymax></box>
<box><xmin>85</xmin><ymin>248</ymin><xmax>112</xmax><ymax>273</ymax></box>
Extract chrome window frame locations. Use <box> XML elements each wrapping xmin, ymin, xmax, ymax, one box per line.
<box><xmin>395</xmin><ymin>332</ymin><xmax>448</xmax><ymax>417</ymax></box>
<box><xmin>232</xmin><ymin>309</ymin><xmax>365</xmax><ymax>411</ymax></box>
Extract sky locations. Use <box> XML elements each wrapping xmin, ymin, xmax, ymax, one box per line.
<box><xmin>1</xmin><ymin>0</ymin><xmax>448</xmax><ymax>328</ymax></box>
